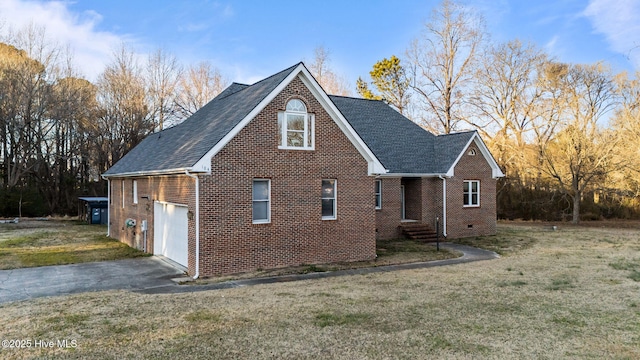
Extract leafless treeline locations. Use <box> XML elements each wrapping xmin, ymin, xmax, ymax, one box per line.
<box><xmin>0</xmin><ymin>25</ymin><xmax>228</xmax><ymax>216</ymax></box>
<box><xmin>2</xmin><ymin>1</ymin><xmax>639</xmax><ymax>222</ymax></box>
<box><xmin>356</xmin><ymin>0</ymin><xmax>640</xmax><ymax>222</ymax></box>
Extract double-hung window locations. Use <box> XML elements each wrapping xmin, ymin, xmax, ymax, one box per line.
<box><xmin>132</xmin><ymin>180</ymin><xmax>138</xmax><ymax>204</ymax></box>
<box><xmin>375</xmin><ymin>180</ymin><xmax>382</xmax><ymax>209</ymax></box>
<box><xmin>322</xmin><ymin>179</ymin><xmax>336</xmax><ymax>220</ymax></box>
<box><xmin>252</xmin><ymin>179</ymin><xmax>271</xmax><ymax>223</ymax></box>
<box><xmin>463</xmin><ymin>180</ymin><xmax>480</xmax><ymax>207</ymax></box>
<box><xmin>278</xmin><ymin>99</ymin><xmax>314</xmax><ymax>149</ymax></box>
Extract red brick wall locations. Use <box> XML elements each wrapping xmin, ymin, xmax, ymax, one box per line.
<box><xmin>197</xmin><ymin>76</ymin><xmax>376</xmax><ymax>276</ymax></box>
<box><xmin>403</xmin><ymin>178</ymin><xmax>422</xmax><ymax>221</ymax></box>
<box><xmin>374</xmin><ymin>142</ymin><xmax>497</xmax><ymax>240</ymax></box>
<box><xmin>421</xmin><ymin>177</ymin><xmax>444</xmax><ymax>232</ymax></box>
<box><xmin>445</xmin><ymin>142</ymin><xmax>497</xmax><ymax>238</ymax></box>
<box><xmin>375</xmin><ymin>177</ymin><xmax>445</xmax><ymax>240</ymax></box>
<box><xmin>109</xmin><ymin>175</ymin><xmax>196</xmax><ymax>273</ymax></box>
<box><xmin>375</xmin><ymin>178</ymin><xmax>402</xmax><ymax>239</ymax></box>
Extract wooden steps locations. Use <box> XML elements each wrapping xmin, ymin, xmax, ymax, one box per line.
<box><xmin>399</xmin><ymin>222</ymin><xmax>439</xmax><ymax>241</ymax></box>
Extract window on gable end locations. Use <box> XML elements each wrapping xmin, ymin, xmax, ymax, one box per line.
<box><xmin>322</xmin><ymin>179</ymin><xmax>337</xmax><ymax>220</ymax></box>
<box><xmin>463</xmin><ymin>180</ymin><xmax>480</xmax><ymax>207</ymax></box>
<box><xmin>252</xmin><ymin>179</ymin><xmax>271</xmax><ymax>224</ymax></box>
<box><xmin>278</xmin><ymin>99</ymin><xmax>314</xmax><ymax>150</ymax></box>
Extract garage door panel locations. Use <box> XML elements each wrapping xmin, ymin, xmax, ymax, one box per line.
<box><xmin>154</xmin><ymin>202</ymin><xmax>188</xmax><ymax>267</ymax></box>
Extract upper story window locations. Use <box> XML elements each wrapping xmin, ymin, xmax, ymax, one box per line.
<box><xmin>278</xmin><ymin>99</ymin><xmax>314</xmax><ymax>150</ymax></box>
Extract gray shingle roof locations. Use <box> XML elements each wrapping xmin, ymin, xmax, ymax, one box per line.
<box><xmin>329</xmin><ymin>95</ymin><xmax>475</xmax><ymax>174</ymax></box>
<box><xmin>104</xmin><ymin>63</ymin><xmax>476</xmax><ymax>177</ymax></box>
<box><xmin>104</xmin><ymin>63</ymin><xmax>299</xmax><ymax>176</ymax></box>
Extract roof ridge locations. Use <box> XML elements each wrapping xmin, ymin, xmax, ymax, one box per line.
<box><xmin>249</xmin><ymin>62</ymin><xmax>301</xmax><ymax>86</ymax></box>
<box><xmin>214</xmin><ymin>82</ymin><xmax>251</xmax><ymax>101</ymax></box>
<box><xmin>329</xmin><ymin>94</ymin><xmax>384</xmax><ymax>102</ymax></box>
<box><xmin>436</xmin><ymin>130</ymin><xmax>477</xmax><ymax>137</ymax></box>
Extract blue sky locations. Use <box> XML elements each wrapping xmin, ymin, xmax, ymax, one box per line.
<box><xmin>1</xmin><ymin>0</ymin><xmax>639</xmax><ymax>88</ymax></box>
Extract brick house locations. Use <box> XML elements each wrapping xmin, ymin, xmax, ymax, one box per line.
<box><xmin>103</xmin><ymin>63</ymin><xmax>504</xmax><ymax>277</ymax></box>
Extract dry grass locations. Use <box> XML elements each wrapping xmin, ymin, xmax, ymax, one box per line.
<box><xmin>1</xmin><ymin>223</ymin><xmax>640</xmax><ymax>359</ymax></box>
<box><xmin>0</xmin><ymin>220</ymin><xmax>148</xmax><ymax>269</ymax></box>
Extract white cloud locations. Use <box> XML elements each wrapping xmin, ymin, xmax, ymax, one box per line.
<box><xmin>545</xmin><ymin>35</ymin><xmax>559</xmax><ymax>54</ymax></box>
<box><xmin>583</xmin><ymin>0</ymin><xmax>640</xmax><ymax>68</ymax></box>
<box><xmin>0</xmin><ymin>0</ymin><xmax>130</xmax><ymax>80</ymax></box>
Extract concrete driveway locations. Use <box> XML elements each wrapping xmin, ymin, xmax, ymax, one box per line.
<box><xmin>0</xmin><ymin>257</ymin><xmax>186</xmax><ymax>304</ymax></box>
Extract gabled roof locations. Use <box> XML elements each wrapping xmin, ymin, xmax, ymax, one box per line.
<box><xmin>104</xmin><ymin>64</ymin><xmax>298</xmax><ymax>176</ymax></box>
<box><xmin>329</xmin><ymin>96</ymin><xmax>504</xmax><ymax>178</ymax></box>
<box><xmin>103</xmin><ymin>62</ymin><xmax>503</xmax><ymax>179</ymax></box>
<box><xmin>103</xmin><ymin>63</ymin><xmax>385</xmax><ymax>177</ymax></box>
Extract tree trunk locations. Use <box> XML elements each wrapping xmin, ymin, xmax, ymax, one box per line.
<box><xmin>572</xmin><ymin>192</ymin><xmax>580</xmax><ymax>224</ymax></box>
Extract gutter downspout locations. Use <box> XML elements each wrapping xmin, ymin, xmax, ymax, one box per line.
<box><xmin>185</xmin><ymin>170</ymin><xmax>200</xmax><ymax>279</ymax></box>
<box><xmin>439</xmin><ymin>175</ymin><xmax>448</xmax><ymax>237</ymax></box>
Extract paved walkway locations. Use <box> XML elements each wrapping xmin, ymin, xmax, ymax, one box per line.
<box><xmin>139</xmin><ymin>243</ymin><xmax>499</xmax><ymax>295</ymax></box>
<box><xmin>0</xmin><ymin>243</ymin><xmax>498</xmax><ymax>303</ymax></box>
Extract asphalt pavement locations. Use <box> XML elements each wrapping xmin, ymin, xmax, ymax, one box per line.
<box><xmin>0</xmin><ymin>243</ymin><xmax>499</xmax><ymax>303</ymax></box>
<box><xmin>0</xmin><ymin>257</ymin><xmax>185</xmax><ymax>304</ymax></box>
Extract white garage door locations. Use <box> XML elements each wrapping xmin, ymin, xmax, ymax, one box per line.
<box><xmin>154</xmin><ymin>201</ymin><xmax>188</xmax><ymax>267</ymax></box>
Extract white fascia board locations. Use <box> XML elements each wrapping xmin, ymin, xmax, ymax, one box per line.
<box><xmin>444</xmin><ymin>132</ymin><xmax>505</xmax><ymax>179</ymax></box>
<box><xmin>102</xmin><ymin>167</ymin><xmax>200</xmax><ymax>178</ymax></box>
<box><xmin>297</xmin><ymin>67</ymin><xmax>387</xmax><ymax>175</ymax></box>
<box><xmin>190</xmin><ymin>66</ymin><xmax>304</xmax><ymax>173</ymax></box>
<box><xmin>191</xmin><ymin>63</ymin><xmax>387</xmax><ymax>175</ymax></box>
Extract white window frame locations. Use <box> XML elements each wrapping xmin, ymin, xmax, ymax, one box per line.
<box><xmin>278</xmin><ymin>99</ymin><xmax>314</xmax><ymax>150</ymax></box>
<box><xmin>121</xmin><ymin>180</ymin><xmax>125</xmax><ymax>209</ymax></box>
<box><xmin>463</xmin><ymin>180</ymin><xmax>480</xmax><ymax>207</ymax></box>
<box><xmin>132</xmin><ymin>180</ymin><xmax>138</xmax><ymax>204</ymax></box>
<box><xmin>375</xmin><ymin>180</ymin><xmax>382</xmax><ymax>209</ymax></box>
<box><xmin>252</xmin><ymin>179</ymin><xmax>271</xmax><ymax>224</ymax></box>
<box><xmin>322</xmin><ymin>179</ymin><xmax>337</xmax><ymax>220</ymax></box>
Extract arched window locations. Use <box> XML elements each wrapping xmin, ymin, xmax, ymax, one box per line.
<box><xmin>278</xmin><ymin>99</ymin><xmax>314</xmax><ymax>149</ymax></box>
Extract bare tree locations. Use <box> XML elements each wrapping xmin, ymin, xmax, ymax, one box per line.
<box><xmin>308</xmin><ymin>46</ymin><xmax>351</xmax><ymax>96</ymax></box>
<box><xmin>175</xmin><ymin>61</ymin><xmax>228</xmax><ymax>119</ymax></box>
<box><xmin>146</xmin><ymin>48</ymin><xmax>182</xmax><ymax>131</ymax></box>
<box><xmin>540</xmin><ymin>63</ymin><xmax>620</xmax><ymax>223</ymax></box>
<box><xmin>611</xmin><ymin>72</ymin><xmax>640</xmax><ymax>196</ymax></box>
<box><xmin>407</xmin><ymin>0</ymin><xmax>484</xmax><ymax>134</ymax></box>
<box><xmin>471</xmin><ymin>40</ymin><xmax>548</xmax><ymax>183</ymax></box>
<box><xmin>0</xmin><ymin>26</ymin><xmax>56</xmax><ymax>189</ymax></box>
<box><xmin>94</xmin><ymin>45</ymin><xmax>153</xmax><ymax>173</ymax></box>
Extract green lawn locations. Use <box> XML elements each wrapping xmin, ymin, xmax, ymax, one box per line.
<box><xmin>0</xmin><ymin>220</ymin><xmax>148</xmax><ymax>269</ymax></box>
